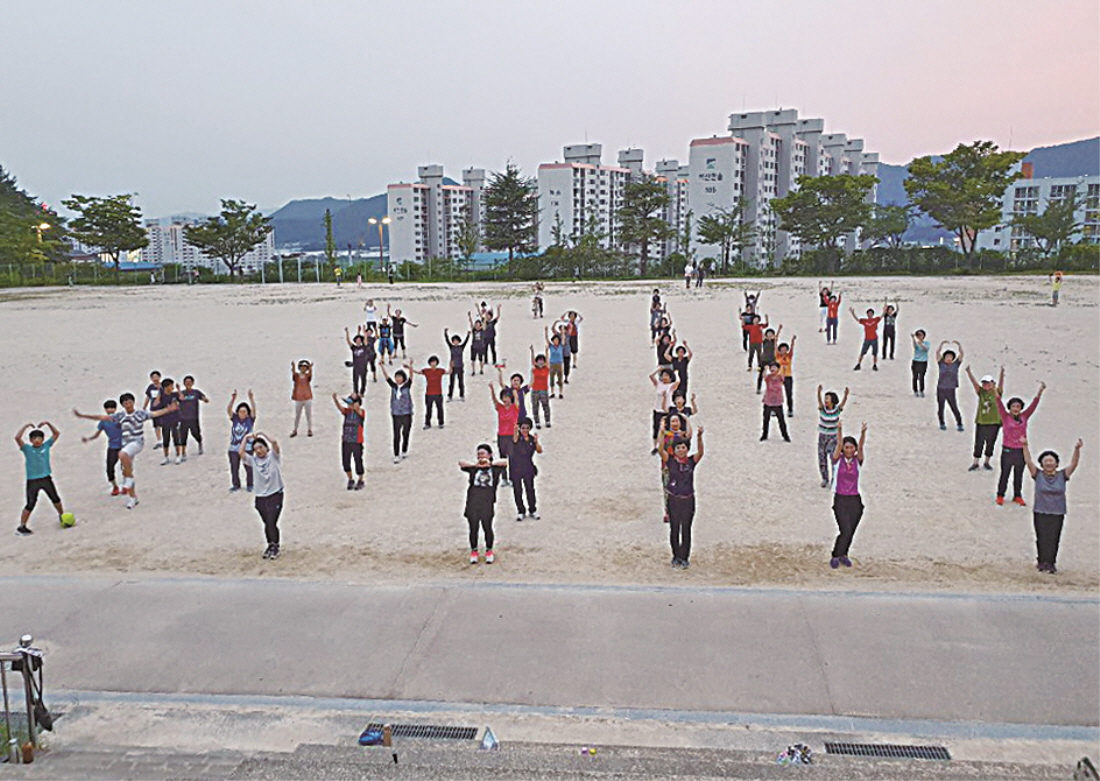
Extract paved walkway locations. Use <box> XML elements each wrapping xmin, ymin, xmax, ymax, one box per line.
<box><xmin>3</xmin><ymin>576</ymin><xmax>1096</xmax><ymax>727</ymax></box>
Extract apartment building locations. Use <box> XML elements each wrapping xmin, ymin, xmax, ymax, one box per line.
<box><xmin>140</xmin><ymin>217</ymin><xmax>275</xmax><ymax>272</ymax></box>
<box><xmin>977</xmin><ymin>168</ymin><xmax>1100</xmax><ymax>252</ymax></box>
<box><xmin>387</xmin><ymin>165</ymin><xmax>485</xmax><ymax>264</ymax></box>
<box><xmin>537</xmin><ymin>144</ymin><xmax>630</xmax><ymax>250</ymax></box>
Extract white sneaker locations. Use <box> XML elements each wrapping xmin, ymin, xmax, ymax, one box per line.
<box><xmin>160</xmin><ymin>457</ymin><xmax>170</xmax><ymax>465</ymax></box>
<box><xmin>393</xmin><ymin>456</ymin><xmax>400</xmax><ymax>464</ymax></box>
<box><xmin>126</xmin><ymin>497</ymin><xmax>138</xmax><ymax>510</ymax></box>
<box><xmin>516</xmin><ymin>513</ymin><xmax>525</xmax><ymax>522</ymax></box>
<box><xmin>175</xmin><ymin>456</ymin><xmax>183</xmax><ymax>464</ymax></box>
<box><xmin>485</xmin><ymin>550</ymin><xmax>495</xmax><ymax>564</ymax></box>
<box><xmin>529</xmin><ymin>512</ymin><xmax>540</xmax><ymax>520</ymax></box>
<box><xmin>469</xmin><ymin>550</ymin><xmax>479</xmax><ymax>565</ymax></box>
<box><xmin>401</xmin><ymin>453</ymin><xmax>408</xmax><ymax>460</ymax></box>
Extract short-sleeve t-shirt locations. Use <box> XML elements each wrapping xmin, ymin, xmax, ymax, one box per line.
<box><xmin>351</xmin><ymin>343</ymin><xmax>369</xmax><ymax>365</ymax></box>
<box><xmin>496</xmin><ymin>403</ymin><xmax>519</xmax><ymax>436</ymax></box>
<box><xmin>112</xmin><ymin>409</ymin><xmax>153</xmax><ymax>446</ymax></box>
<box><xmin>245</xmin><ymin>451</ymin><xmax>284</xmax><ymax>497</ymax></box>
<box><xmin>826</xmin><ymin>298</ymin><xmax>841</xmax><ymax>318</ymax></box>
<box><xmin>531</xmin><ymin>365</ymin><xmax>550</xmax><ymax>391</ymax></box>
<box><xmin>665</xmin><ymin>456</ymin><xmax>696</xmax><ymax>498</ymax></box>
<box><xmin>776</xmin><ymin>351</ymin><xmax>793</xmax><ymax>377</ymax></box>
<box><xmin>509</xmin><ymin>435</ymin><xmax>537</xmax><ymax>478</ymax></box>
<box><xmin>378</xmin><ymin>323</ymin><xmax>392</xmax><ymax>340</ymax></box>
<box><xmin>422</xmin><ymin>367</ymin><xmax>445</xmax><ymax>395</ymax></box>
<box><xmin>937</xmin><ymin>360</ymin><xmax>960</xmax><ymax>390</ymax></box>
<box><xmin>292</xmin><ymin>370</ymin><xmax>312</xmax><ymax>401</ymax></box>
<box><xmin>387</xmin><ymin>378</ymin><xmax>413</xmax><ymax>416</ymax></box>
<box><xmin>671</xmin><ymin>356</ymin><xmax>690</xmax><ymax>386</ymax></box>
<box><xmin>229</xmin><ymin>415</ymin><xmax>255</xmax><ymax>452</ymax></box>
<box><xmin>153</xmin><ymin>390</ymin><xmax>180</xmax><ymax>427</ymax></box>
<box><xmin>975</xmin><ymin>388</ymin><xmax>1001</xmax><ymax>425</ymax></box>
<box><xmin>391</xmin><ymin>316</ymin><xmax>407</xmax><ymax>337</ymax></box>
<box><xmin>654</xmin><ymin>380</ymin><xmax>676</xmax><ymax>413</ymax></box>
<box><xmin>747</xmin><ymin>324</ymin><xmax>765</xmax><ymax>344</ymax></box>
<box><xmin>21</xmin><ymin>440</ymin><xmax>54</xmax><ymax>480</ymax></box>
<box><xmin>177</xmin><ymin>388</ymin><xmax>206</xmax><ymax>421</ymax></box>
<box><xmin>98</xmin><ymin>419</ymin><xmax>123</xmax><ymax>449</ymax></box>
<box><xmin>859</xmin><ymin>317</ymin><xmax>881</xmax><ymax>341</ymax></box>
<box><xmin>763</xmin><ymin>372</ymin><xmax>785</xmax><ymax>406</ymax></box>
<box><xmin>1033</xmin><ymin>469</ymin><xmax>1068</xmax><ymax>515</ymax></box>
<box><xmin>463</xmin><ymin>463</ymin><xmax>506</xmax><ymax>519</ymax></box>
<box><xmin>913</xmin><ymin>340</ymin><xmax>930</xmax><ymax>362</ymax></box>
<box><xmin>342</xmin><ymin>409</ymin><xmax>364</xmax><ymax>444</ymax></box>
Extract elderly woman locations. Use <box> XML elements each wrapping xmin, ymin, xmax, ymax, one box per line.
<box><xmin>1022</xmin><ymin>437</ymin><xmax>1083</xmax><ymax>574</ymax></box>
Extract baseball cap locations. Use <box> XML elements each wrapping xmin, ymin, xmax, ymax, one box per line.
<box><xmin>980</xmin><ymin>375</ymin><xmax>995</xmax><ymax>383</ymax></box>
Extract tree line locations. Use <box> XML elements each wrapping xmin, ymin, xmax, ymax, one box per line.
<box><xmin>2</xmin><ymin>139</ymin><xmax>1096</xmax><ymax>286</ymax></box>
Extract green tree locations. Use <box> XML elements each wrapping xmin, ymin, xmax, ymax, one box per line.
<box><xmin>863</xmin><ymin>204</ymin><xmax>911</xmax><ymax>249</ymax></box>
<box><xmin>678</xmin><ymin>209</ymin><xmax>694</xmax><ymax>263</ymax></box>
<box><xmin>457</xmin><ymin>205</ymin><xmax>480</xmax><ymax>270</ymax></box>
<box><xmin>696</xmin><ymin>198</ymin><xmax>757</xmax><ymax>273</ymax></box>
<box><xmin>617</xmin><ymin>175</ymin><xmax>671</xmax><ymax>276</ymax></box>
<box><xmin>771</xmin><ymin>174</ymin><xmax>877</xmax><ymax>271</ymax></box>
<box><xmin>482</xmin><ymin>162</ymin><xmax>537</xmax><ymax>265</ymax></box>
<box><xmin>904</xmin><ymin>141</ymin><xmax>1024</xmax><ymax>267</ymax></box>
<box><xmin>1012</xmin><ymin>190</ymin><xmax>1081</xmax><ymax>258</ymax></box>
<box><xmin>183</xmin><ymin>199</ymin><xmax>272</xmax><ymax>279</ymax></box>
<box><xmin>61</xmin><ymin>193</ymin><xmax>147</xmax><ymax>279</ymax></box>
<box><xmin>0</xmin><ymin>168</ymin><xmax>67</xmax><ymax>272</ymax></box>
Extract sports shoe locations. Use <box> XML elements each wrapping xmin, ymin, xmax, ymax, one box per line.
<box><xmin>393</xmin><ymin>456</ymin><xmax>400</xmax><ymax>464</ymax></box>
<box><xmin>423</xmin><ymin>424</ymin><xmax>432</xmax><ymax>429</ymax></box>
<box><xmin>872</xmin><ymin>365</ymin><xmax>878</xmax><ymax>371</ymax></box>
<box><xmin>528</xmin><ymin>511</ymin><xmax>540</xmax><ymax>520</ymax></box>
<box><xmin>263</xmin><ymin>544</ymin><xmax>275</xmax><ymax>559</ymax></box>
<box><xmin>229</xmin><ymin>486</ymin><xmax>240</xmax><ymax>493</ymax></box>
<box><xmin>111</xmin><ymin>486</ymin><xmax>121</xmax><ymax>496</ymax></box>
<box><xmin>671</xmin><ymin>556</ymin><xmax>681</xmax><ymax>568</ymax></box>
<box><xmin>126</xmin><ymin>497</ymin><xmax>138</xmax><ymax>510</ymax></box>
<box><xmin>546</xmin><ymin>422</ymin><xmax>551</xmax><ymax>428</ymax></box>
<box><xmin>983</xmin><ymin>463</ymin><xmax>993</xmax><ymax>471</ymax></box>
<box><xmin>502</xmin><ymin>478</ymin><xmax>511</xmax><ymax>487</ymax></box>
<box><xmin>679</xmin><ymin>559</ymin><xmax>690</xmax><ymax>570</ymax></box>
<box><xmin>968</xmin><ymin>464</ymin><xmax>981</xmax><ymax>472</ymax></box>
<box><xmin>15</xmin><ymin>525</ymin><xmax>32</xmax><ymax>536</ymax></box>
<box><xmin>995</xmin><ymin>496</ymin><xmax>1005</xmax><ymax>506</ymax></box>
<box><xmin>469</xmin><ymin>550</ymin><xmax>479</xmax><ymax>565</ymax></box>
<box><xmin>160</xmin><ymin>457</ymin><xmax>170</xmax><ymax>465</ymax></box>
<box><xmin>830</xmin><ymin>557</ymin><xmax>840</xmax><ymax>569</ymax></box>
<box><xmin>1046</xmin><ymin>564</ymin><xmax>1057</xmax><ymax>574</ymax></box>
<box><xmin>198</xmin><ymin>445</ymin><xmax>204</xmax><ymax>455</ymax></box>
<box><xmin>438</xmin><ymin>423</ymin><xmax>445</xmax><ymax>428</ymax></box>
<box><xmin>939</xmin><ymin>423</ymin><xmax>947</xmax><ymax>431</ymax></box>
<box><xmin>401</xmin><ymin>453</ymin><xmax>408</xmax><ymax>460</ymax></box>
<box><xmin>485</xmin><ymin>550</ymin><xmax>495</xmax><ymax>564</ymax></box>
<box><xmin>347</xmin><ymin>479</ymin><xmax>356</xmax><ymax>491</ymax></box>
<box><xmin>246</xmin><ymin>486</ymin><xmax>253</xmax><ymax>493</ymax></box>
<box><xmin>269</xmin><ymin>544</ymin><xmax>280</xmax><ymax>560</ymax></box>
<box><xmin>820</xmin><ymin>479</ymin><xmax>829</xmax><ymax>488</ymax></box>
<box><xmin>839</xmin><ymin>556</ymin><xmax>852</xmax><ymax>567</ymax></box>
<box><xmin>175</xmin><ymin>456</ymin><xmax>183</xmax><ymax>464</ymax></box>
<box><xmin>516</xmin><ymin>513</ymin><xmax>525</xmax><ymax>522</ymax></box>
<box><xmin>354</xmin><ymin>479</ymin><xmax>364</xmax><ymax>491</ymax></box>
<box><xmin>957</xmin><ymin>424</ymin><xmax>965</xmax><ymax>432</ymax></box>
<box><xmin>1013</xmin><ymin>496</ymin><xmax>1027</xmax><ymax>507</ymax></box>
<box><xmin>853</xmin><ymin>364</ymin><xmax>861</xmax><ymax>371</ymax></box>
<box><xmin>535</xmin><ymin>423</ymin><xmax>541</xmax><ymax>429</ymax></box>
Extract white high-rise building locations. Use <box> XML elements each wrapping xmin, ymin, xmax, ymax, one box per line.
<box><xmin>685</xmin><ymin>136</ymin><xmax>750</xmax><ymax>266</ymax></box>
<box><xmin>141</xmin><ymin>217</ymin><xmax>274</xmax><ymax>272</ymax></box>
<box><xmin>977</xmin><ymin>171</ymin><xmax>1100</xmax><ymax>252</ymax></box>
<box><xmin>537</xmin><ymin>144</ymin><xmax>629</xmax><ymax>249</ymax></box>
<box><xmin>655</xmin><ymin>158</ymin><xmax>690</xmax><ymax>261</ymax></box>
<box><xmin>387</xmin><ymin>165</ymin><xmax>482</xmax><ymax>264</ymax></box>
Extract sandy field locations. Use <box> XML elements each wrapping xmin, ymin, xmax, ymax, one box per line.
<box><xmin>0</xmin><ymin>275</ymin><xmax>1096</xmax><ymax>595</ymax></box>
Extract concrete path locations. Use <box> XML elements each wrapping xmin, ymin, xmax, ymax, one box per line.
<box><xmin>2</xmin><ymin>576</ymin><xmax>1097</xmax><ymax>727</ymax></box>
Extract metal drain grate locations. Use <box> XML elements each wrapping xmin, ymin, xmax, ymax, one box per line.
<box><xmin>363</xmin><ymin>723</ymin><xmax>478</xmax><ymax>741</ymax></box>
<box><xmin>825</xmin><ymin>742</ymin><xmax>951</xmax><ymax>761</ymax></box>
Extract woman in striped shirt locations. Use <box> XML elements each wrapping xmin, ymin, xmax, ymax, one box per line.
<box><xmin>816</xmin><ymin>385</ymin><xmax>849</xmax><ymax>488</ymax></box>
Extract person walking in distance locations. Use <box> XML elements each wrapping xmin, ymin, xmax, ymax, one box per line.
<box><xmin>331</xmin><ymin>392</ymin><xmax>365</xmax><ymax>490</ymax></box>
<box><xmin>829</xmin><ymin>421</ymin><xmax>867</xmax><ymax>569</ymax></box>
<box><xmin>290</xmin><ymin>360</ymin><xmax>313</xmax><ymax>437</ymax></box>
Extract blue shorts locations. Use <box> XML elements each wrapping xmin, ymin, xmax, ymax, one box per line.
<box><xmin>860</xmin><ymin>339</ymin><xmax>878</xmax><ymax>357</ymax></box>
<box><xmin>378</xmin><ymin>337</ymin><xmax>394</xmax><ymax>355</ymax></box>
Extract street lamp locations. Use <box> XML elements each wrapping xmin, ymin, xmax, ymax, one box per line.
<box><xmin>368</xmin><ymin>216</ymin><xmax>390</xmax><ymax>274</ymax></box>
<box><xmin>35</xmin><ymin>222</ymin><xmax>50</xmax><ymax>242</ymax></box>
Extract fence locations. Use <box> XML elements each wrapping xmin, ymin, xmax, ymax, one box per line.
<box><xmin>0</xmin><ymin>635</ymin><xmax>45</xmax><ymax>764</ymax></box>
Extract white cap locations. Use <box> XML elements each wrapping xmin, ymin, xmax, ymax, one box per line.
<box><xmin>980</xmin><ymin>375</ymin><xmax>995</xmax><ymax>383</ymax></box>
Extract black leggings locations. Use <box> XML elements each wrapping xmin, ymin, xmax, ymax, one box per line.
<box><xmin>392</xmin><ymin>414</ymin><xmax>412</xmax><ymax>456</ymax></box>
<box><xmin>668</xmin><ymin>494</ymin><xmax>695</xmax><ymax>562</ymax></box>
<box><xmin>1034</xmin><ymin>512</ymin><xmax>1065</xmax><ymax>567</ymax></box>
<box><xmin>179</xmin><ymin>419</ymin><xmax>202</xmax><ymax>447</ymax></box>
<box><xmin>161</xmin><ymin>422</ymin><xmax>181</xmax><ymax>449</ymax></box>
<box><xmin>497</xmin><ymin>435</ymin><xmax>513</xmax><ymax>481</ymax></box>
<box><xmin>352</xmin><ymin>363</ymin><xmax>367</xmax><ymax>395</ymax></box>
<box><xmin>449</xmin><ymin>369</ymin><xmax>465</xmax><ymax>399</ymax></box>
<box><xmin>912</xmin><ymin>361</ymin><xmax>927</xmax><ymax>394</ymax></box>
<box><xmin>342</xmin><ymin>442</ymin><xmax>364</xmax><ymax>476</ymax></box>
<box><xmin>937</xmin><ymin>388</ymin><xmax>962</xmax><ymax>426</ymax></box>
<box><xmin>998</xmin><ymin>447</ymin><xmax>1025</xmax><ymax>499</ymax></box>
<box><xmin>255</xmin><ymin>491</ymin><xmax>283</xmax><ymax>545</ymax></box>
<box><xmin>783</xmin><ymin>376</ymin><xmax>794</xmax><ymax>414</ymax></box>
<box><xmin>563</xmin><ymin>354</ymin><xmax>572</xmax><ymax>380</ymax></box>
<box><xmin>467</xmin><ymin>514</ymin><xmax>494</xmax><ymax>551</ymax></box>
<box><xmin>882</xmin><ymin>326</ymin><xmax>896</xmax><ymax>359</ymax></box>
<box><xmin>487</xmin><ymin>338</ymin><xmax>497</xmax><ymax>364</ymax></box>
<box><xmin>652</xmin><ymin>410</ymin><xmax>665</xmax><ymax>442</ymax></box>
<box><xmin>973</xmin><ymin>424</ymin><xmax>1000</xmax><ymax>459</ymax></box>
<box><xmin>512</xmin><ymin>474</ymin><xmax>536</xmax><ymax>514</ymax></box>
<box><xmin>425</xmin><ymin>394</ymin><xmax>444</xmax><ymax>425</ymax></box>
<box><xmin>229</xmin><ymin>450</ymin><xmax>254</xmax><ymax>489</ymax></box>
<box><xmin>748</xmin><ymin>342</ymin><xmax>762</xmax><ymax>369</ymax></box>
<box><xmin>762</xmin><ymin>405</ymin><xmax>789</xmax><ymax>440</ymax></box>
<box><xmin>106</xmin><ymin>448</ymin><xmax>120</xmax><ymax>482</ymax></box>
<box><xmin>831</xmin><ymin>493</ymin><xmax>864</xmax><ymax>557</ymax></box>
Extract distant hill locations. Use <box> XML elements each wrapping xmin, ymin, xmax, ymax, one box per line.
<box><xmin>269</xmin><ymin>178</ymin><xmax>459</xmax><ymax>251</ymax></box>
<box><xmin>876</xmin><ymin>136</ymin><xmax>1098</xmax><ymax>244</ymax></box>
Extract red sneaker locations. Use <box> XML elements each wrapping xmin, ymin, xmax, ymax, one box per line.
<box><xmin>995</xmin><ymin>496</ymin><xmax>1004</xmax><ymax>506</ymax></box>
<box><xmin>111</xmin><ymin>486</ymin><xmax>121</xmax><ymax>496</ymax></box>
<box><xmin>1013</xmin><ymin>497</ymin><xmax>1027</xmax><ymax>507</ymax></box>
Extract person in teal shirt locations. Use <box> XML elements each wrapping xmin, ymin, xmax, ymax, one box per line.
<box><xmin>15</xmin><ymin>421</ymin><xmax>66</xmax><ymax>535</ymax></box>
<box><xmin>910</xmin><ymin>329</ymin><xmax>929</xmax><ymax>397</ymax></box>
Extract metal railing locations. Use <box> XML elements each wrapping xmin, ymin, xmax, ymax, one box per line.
<box><xmin>0</xmin><ymin>634</ymin><xmax>43</xmax><ymax>764</ymax></box>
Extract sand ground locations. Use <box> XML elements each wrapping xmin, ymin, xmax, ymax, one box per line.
<box><xmin>0</xmin><ymin>275</ymin><xmax>1096</xmax><ymax>595</ymax></box>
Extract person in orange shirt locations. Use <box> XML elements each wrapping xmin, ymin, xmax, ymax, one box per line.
<box><xmin>850</xmin><ymin>307</ymin><xmax>881</xmax><ymax>372</ymax></box>
<box><xmin>824</xmin><ymin>293</ymin><xmax>841</xmax><ymax>344</ymax></box>
<box><xmin>290</xmin><ymin>360</ymin><xmax>313</xmax><ymax>437</ymax></box>
<box><xmin>776</xmin><ymin>335</ymin><xmax>797</xmax><ymax>416</ymax></box>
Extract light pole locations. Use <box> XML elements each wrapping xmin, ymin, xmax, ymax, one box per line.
<box><xmin>368</xmin><ymin>216</ymin><xmax>390</xmax><ymax>275</ymax></box>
